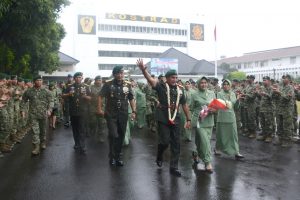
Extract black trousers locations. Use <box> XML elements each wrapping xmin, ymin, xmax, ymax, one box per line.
<box><xmin>106</xmin><ymin>116</ymin><xmax>128</xmax><ymax>160</ymax></box>
<box><xmin>157</xmin><ymin>121</ymin><xmax>181</xmax><ymax>169</ymax></box>
<box><xmin>70</xmin><ymin>116</ymin><xmax>85</xmax><ymax>150</ymax></box>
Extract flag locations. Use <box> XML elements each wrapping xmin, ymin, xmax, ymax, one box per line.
<box><xmin>214</xmin><ymin>25</ymin><xmax>217</xmax><ymax>41</ymax></box>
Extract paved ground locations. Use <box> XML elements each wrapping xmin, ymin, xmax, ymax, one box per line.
<box><xmin>0</xmin><ymin>125</ymin><xmax>299</xmax><ymax>200</ymax></box>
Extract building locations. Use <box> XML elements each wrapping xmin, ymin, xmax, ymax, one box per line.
<box><xmin>39</xmin><ymin>51</ymin><xmax>79</xmax><ymax>81</ymax></box>
<box><xmin>218</xmin><ymin>46</ymin><xmax>300</xmax><ymax>81</ymax></box>
<box><xmin>131</xmin><ymin>47</ymin><xmax>226</xmax><ymax>82</ymax></box>
<box><xmin>65</xmin><ymin>11</ymin><xmax>214</xmax><ymax>78</ymax></box>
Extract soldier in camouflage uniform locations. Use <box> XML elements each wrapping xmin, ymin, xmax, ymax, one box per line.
<box><xmin>273</xmin><ymin>75</ymin><xmax>295</xmax><ymax>147</ymax></box>
<box><xmin>0</xmin><ymin>74</ymin><xmax>12</xmax><ymax>155</ymax></box>
<box><xmin>89</xmin><ymin>75</ymin><xmax>106</xmax><ymax>142</ymax></box>
<box><xmin>257</xmin><ymin>76</ymin><xmax>275</xmax><ymax>143</ymax></box>
<box><xmin>21</xmin><ymin>75</ymin><xmax>54</xmax><ymax>155</ymax></box>
<box><xmin>241</xmin><ymin>75</ymin><xmax>257</xmax><ymax>138</ymax></box>
<box><xmin>48</xmin><ymin>82</ymin><xmax>60</xmax><ymax>129</ymax></box>
<box><xmin>231</xmin><ymin>79</ymin><xmax>242</xmax><ymax>134</ymax></box>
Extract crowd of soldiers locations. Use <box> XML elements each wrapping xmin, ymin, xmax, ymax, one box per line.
<box><xmin>1</xmin><ymin>70</ymin><xmax>299</xmax><ymax>160</ymax></box>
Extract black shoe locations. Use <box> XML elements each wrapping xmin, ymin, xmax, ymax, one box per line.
<box><xmin>156</xmin><ymin>159</ymin><xmax>162</xmax><ymax>167</ymax></box>
<box><xmin>235</xmin><ymin>153</ymin><xmax>244</xmax><ymax>160</ymax></box>
<box><xmin>116</xmin><ymin>160</ymin><xmax>124</xmax><ymax>167</ymax></box>
<box><xmin>79</xmin><ymin>148</ymin><xmax>86</xmax><ymax>154</ymax></box>
<box><xmin>109</xmin><ymin>158</ymin><xmax>116</xmax><ymax>166</ymax></box>
<box><xmin>170</xmin><ymin>168</ymin><xmax>182</xmax><ymax>177</ymax></box>
<box><xmin>192</xmin><ymin>151</ymin><xmax>199</xmax><ymax>164</ymax></box>
<box><xmin>64</xmin><ymin>123</ymin><xmax>70</xmax><ymax>127</ymax></box>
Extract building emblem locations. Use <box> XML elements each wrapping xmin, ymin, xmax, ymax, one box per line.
<box><xmin>190</xmin><ymin>24</ymin><xmax>204</xmax><ymax>41</ymax></box>
<box><xmin>78</xmin><ymin>15</ymin><xmax>96</xmax><ymax>34</ymax></box>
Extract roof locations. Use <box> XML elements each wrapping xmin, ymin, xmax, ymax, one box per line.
<box><xmin>59</xmin><ymin>51</ymin><xmax>80</xmax><ymax>65</ymax></box>
<box><xmin>132</xmin><ymin>47</ymin><xmax>226</xmax><ymax>75</ymax></box>
<box><xmin>219</xmin><ymin>46</ymin><xmax>300</xmax><ymax>64</ymax></box>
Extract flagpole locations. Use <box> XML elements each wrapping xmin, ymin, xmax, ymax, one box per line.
<box><xmin>214</xmin><ymin>24</ymin><xmax>218</xmax><ymax>78</ymax></box>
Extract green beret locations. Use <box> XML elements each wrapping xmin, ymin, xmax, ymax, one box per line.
<box><xmin>94</xmin><ymin>75</ymin><xmax>102</xmax><ymax>80</ymax></box>
<box><xmin>33</xmin><ymin>75</ymin><xmax>43</xmax><ymax>81</ymax></box>
<box><xmin>74</xmin><ymin>72</ymin><xmax>83</xmax><ymax>78</ymax></box>
<box><xmin>165</xmin><ymin>69</ymin><xmax>177</xmax><ymax>78</ymax></box>
<box><xmin>49</xmin><ymin>82</ymin><xmax>55</xmax><ymax>87</ymax></box>
<box><xmin>112</xmin><ymin>66</ymin><xmax>124</xmax><ymax>75</ymax></box>
<box><xmin>10</xmin><ymin>75</ymin><xmax>17</xmax><ymax>80</ymax></box>
<box><xmin>67</xmin><ymin>74</ymin><xmax>73</xmax><ymax>78</ymax></box>
<box><xmin>24</xmin><ymin>79</ymin><xmax>32</xmax><ymax>83</ymax></box>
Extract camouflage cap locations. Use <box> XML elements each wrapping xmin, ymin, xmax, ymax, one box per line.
<box><xmin>262</xmin><ymin>76</ymin><xmax>270</xmax><ymax>80</ymax></box>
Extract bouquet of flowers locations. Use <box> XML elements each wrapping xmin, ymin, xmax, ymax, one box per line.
<box><xmin>199</xmin><ymin>99</ymin><xmax>228</xmax><ymax>120</ymax></box>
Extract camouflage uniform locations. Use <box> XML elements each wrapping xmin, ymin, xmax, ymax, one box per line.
<box><xmin>90</xmin><ymin>83</ymin><xmax>106</xmax><ymax>142</ymax></box>
<box><xmin>21</xmin><ymin>86</ymin><xmax>53</xmax><ymax>146</ymax></box>
<box><xmin>258</xmin><ymin>84</ymin><xmax>275</xmax><ymax>141</ymax></box>
<box><xmin>243</xmin><ymin>81</ymin><xmax>257</xmax><ymax>138</ymax></box>
<box><xmin>276</xmin><ymin>82</ymin><xmax>295</xmax><ymax>144</ymax></box>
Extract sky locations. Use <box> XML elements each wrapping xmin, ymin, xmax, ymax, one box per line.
<box><xmin>58</xmin><ymin>0</ymin><xmax>300</xmax><ymax>60</ymax></box>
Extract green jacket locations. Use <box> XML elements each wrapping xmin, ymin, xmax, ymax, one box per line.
<box><xmin>216</xmin><ymin>90</ymin><xmax>236</xmax><ymax>123</ymax></box>
<box><xmin>190</xmin><ymin>89</ymin><xmax>215</xmax><ymax>128</ymax></box>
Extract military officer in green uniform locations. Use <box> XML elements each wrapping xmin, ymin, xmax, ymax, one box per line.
<box><xmin>135</xmin><ymin>82</ymin><xmax>147</xmax><ymax>128</ymax></box>
<box><xmin>190</xmin><ymin>77</ymin><xmax>216</xmax><ymax>173</ymax></box>
<box><xmin>21</xmin><ymin>75</ymin><xmax>54</xmax><ymax>155</ymax></box>
<box><xmin>63</xmin><ymin>72</ymin><xmax>92</xmax><ymax>154</ymax></box>
<box><xmin>90</xmin><ymin>75</ymin><xmax>106</xmax><ymax>142</ymax></box>
<box><xmin>137</xmin><ymin>59</ymin><xmax>191</xmax><ymax>177</ymax></box>
<box><xmin>97</xmin><ymin>66</ymin><xmax>136</xmax><ymax>166</ymax></box>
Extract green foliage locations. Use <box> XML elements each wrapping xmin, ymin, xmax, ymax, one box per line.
<box><xmin>294</xmin><ymin>76</ymin><xmax>300</xmax><ymax>84</ymax></box>
<box><xmin>0</xmin><ymin>0</ymin><xmax>70</xmax><ymax>77</ymax></box>
<box><xmin>225</xmin><ymin>71</ymin><xmax>247</xmax><ymax>81</ymax></box>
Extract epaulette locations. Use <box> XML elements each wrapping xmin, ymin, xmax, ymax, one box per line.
<box><xmin>124</xmin><ymin>80</ymin><xmax>132</xmax><ymax>85</ymax></box>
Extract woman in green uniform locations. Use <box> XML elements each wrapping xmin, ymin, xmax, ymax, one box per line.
<box><xmin>214</xmin><ymin>79</ymin><xmax>244</xmax><ymax>160</ymax></box>
<box><xmin>190</xmin><ymin>77</ymin><xmax>216</xmax><ymax>173</ymax></box>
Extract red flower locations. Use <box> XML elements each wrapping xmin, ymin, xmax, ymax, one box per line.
<box><xmin>168</xmin><ymin>120</ymin><xmax>175</xmax><ymax>125</ymax></box>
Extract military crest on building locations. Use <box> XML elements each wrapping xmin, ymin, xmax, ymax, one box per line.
<box><xmin>78</xmin><ymin>15</ymin><xmax>96</xmax><ymax>34</ymax></box>
<box><xmin>190</xmin><ymin>23</ymin><xmax>204</xmax><ymax>41</ymax></box>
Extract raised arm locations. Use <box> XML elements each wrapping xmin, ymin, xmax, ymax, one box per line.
<box><xmin>136</xmin><ymin>58</ymin><xmax>158</xmax><ymax>88</ymax></box>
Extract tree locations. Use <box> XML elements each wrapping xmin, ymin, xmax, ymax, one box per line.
<box><xmin>226</xmin><ymin>71</ymin><xmax>247</xmax><ymax>81</ymax></box>
<box><xmin>0</xmin><ymin>0</ymin><xmax>70</xmax><ymax>77</ymax></box>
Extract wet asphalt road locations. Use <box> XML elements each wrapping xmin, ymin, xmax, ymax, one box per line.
<box><xmin>0</xmin><ymin>125</ymin><xmax>299</xmax><ymax>200</ymax></box>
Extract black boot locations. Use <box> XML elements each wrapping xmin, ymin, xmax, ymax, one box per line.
<box><xmin>156</xmin><ymin>144</ymin><xmax>167</xmax><ymax>167</ymax></box>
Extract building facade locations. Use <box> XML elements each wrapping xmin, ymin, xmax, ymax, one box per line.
<box><xmin>70</xmin><ymin>12</ymin><xmax>208</xmax><ymax>77</ymax></box>
<box><xmin>218</xmin><ymin>46</ymin><xmax>300</xmax><ymax>81</ymax></box>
